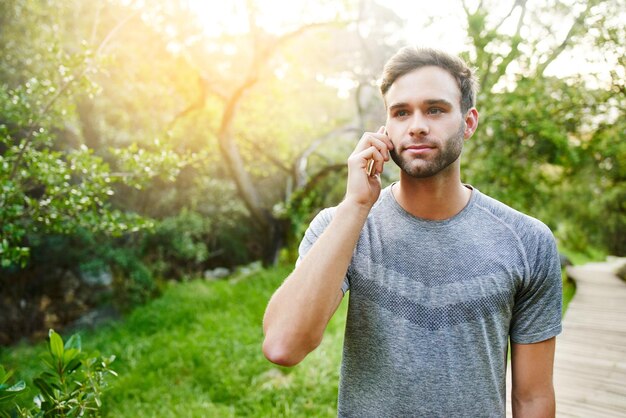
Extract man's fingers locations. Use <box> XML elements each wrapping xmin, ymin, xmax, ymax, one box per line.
<box><xmin>350</xmin><ymin>127</ymin><xmax>394</xmax><ymax>178</ymax></box>
<box><xmin>354</xmin><ymin>135</ymin><xmax>390</xmax><ymax>161</ymax></box>
<box><xmin>362</xmin><ymin>146</ymin><xmax>385</xmax><ymax>176</ymax></box>
<box><xmin>371</xmin><ymin>127</ymin><xmax>394</xmax><ymax>151</ymax></box>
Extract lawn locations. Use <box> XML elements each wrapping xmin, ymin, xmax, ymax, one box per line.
<box><xmin>0</xmin><ymin>266</ymin><xmax>347</xmax><ymax>417</ymax></box>
<box><xmin>1</xmin><ymin>263</ymin><xmax>576</xmax><ymax>417</ymax></box>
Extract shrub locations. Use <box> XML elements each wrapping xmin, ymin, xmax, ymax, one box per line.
<box><xmin>0</xmin><ymin>330</ymin><xmax>116</xmax><ymax>417</ymax></box>
<box><xmin>0</xmin><ymin>366</ymin><xmax>26</xmax><ymax>418</ymax></box>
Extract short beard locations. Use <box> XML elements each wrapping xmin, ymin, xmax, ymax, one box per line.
<box><xmin>390</xmin><ymin>122</ymin><xmax>465</xmax><ymax>179</ymax></box>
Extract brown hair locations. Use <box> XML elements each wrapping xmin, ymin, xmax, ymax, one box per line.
<box><xmin>380</xmin><ymin>47</ymin><xmax>478</xmax><ymax>113</ymax></box>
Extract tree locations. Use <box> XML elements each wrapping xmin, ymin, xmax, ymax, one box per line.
<box><xmin>0</xmin><ymin>0</ymin><xmax>154</xmax><ymax>269</ymax></box>
<box><xmin>459</xmin><ymin>0</ymin><xmax>625</xmax><ymax>254</ymax></box>
<box><xmin>152</xmin><ymin>0</ymin><xmax>409</xmax><ymax>264</ymax></box>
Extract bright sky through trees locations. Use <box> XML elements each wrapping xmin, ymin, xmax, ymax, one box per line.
<box><xmin>185</xmin><ymin>0</ymin><xmax>622</xmax><ymax>88</ymax></box>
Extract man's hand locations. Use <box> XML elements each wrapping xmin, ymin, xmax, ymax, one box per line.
<box><xmin>345</xmin><ymin>126</ymin><xmax>394</xmax><ymax>209</ymax></box>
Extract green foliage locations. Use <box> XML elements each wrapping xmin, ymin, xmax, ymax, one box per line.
<box><xmin>141</xmin><ymin>208</ymin><xmax>213</xmax><ymax>280</ymax></box>
<box><xmin>561</xmin><ymin>270</ymin><xmax>576</xmax><ymax>316</ymax></box>
<box><xmin>0</xmin><ymin>4</ymin><xmax>153</xmax><ymax>269</ymax></box>
<box><xmin>110</xmin><ymin>141</ymin><xmax>197</xmax><ymax>191</ymax></box>
<box><xmin>559</xmin><ymin>245</ymin><xmax>607</xmax><ymax>266</ymax></box>
<box><xmin>0</xmin><ymin>266</ymin><xmax>345</xmax><ymax>417</ymax></box>
<box><xmin>29</xmin><ymin>330</ymin><xmax>117</xmax><ymax>417</ymax></box>
<box><xmin>465</xmin><ymin>76</ymin><xmax>586</xmax><ymax>215</ymax></box>
<box><xmin>462</xmin><ymin>1</ymin><xmax>625</xmax><ymax>256</ymax></box>
<box><xmin>109</xmin><ymin>249</ymin><xmax>158</xmax><ymax>312</ymax></box>
<box><xmin>2</xmin><ymin>0</ymin><xmax>625</xmax><ymax>343</ymax></box>
<box><xmin>279</xmin><ymin>161</ymin><xmax>349</xmax><ymax>264</ymax></box>
<box><xmin>0</xmin><ymin>366</ymin><xmax>27</xmax><ymax>418</ymax></box>
<box><xmin>0</xmin><ymin>330</ymin><xmax>116</xmax><ymax>417</ymax></box>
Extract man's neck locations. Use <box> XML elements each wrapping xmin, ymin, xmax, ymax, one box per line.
<box><xmin>393</xmin><ymin>167</ymin><xmax>471</xmax><ymax>221</ymax></box>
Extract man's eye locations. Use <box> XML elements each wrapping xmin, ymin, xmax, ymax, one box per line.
<box><xmin>428</xmin><ymin>108</ymin><xmax>444</xmax><ymax>115</ymax></box>
<box><xmin>395</xmin><ymin>110</ymin><xmax>409</xmax><ymax>117</ymax></box>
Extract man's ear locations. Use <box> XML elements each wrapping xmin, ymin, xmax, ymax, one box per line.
<box><xmin>463</xmin><ymin>108</ymin><xmax>479</xmax><ymax>140</ymax></box>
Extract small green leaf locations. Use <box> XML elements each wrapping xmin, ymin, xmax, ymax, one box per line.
<box><xmin>64</xmin><ymin>358</ymin><xmax>82</xmax><ymax>374</ymax></box>
<box><xmin>62</xmin><ymin>348</ymin><xmax>80</xmax><ymax>366</ymax></box>
<box><xmin>64</xmin><ymin>334</ymin><xmax>81</xmax><ymax>351</ymax></box>
<box><xmin>0</xmin><ymin>368</ymin><xmax>11</xmax><ymax>386</ymax></box>
<box><xmin>0</xmin><ymin>382</ymin><xmax>25</xmax><ymax>403</ymax></box>
<box><xmin>33</xmin><ymin>377</ymin><xmax>54</xmax><ymax>399</ymax></box>
<box><xmin>38</xmin><ymin>372</ymin><xmax>61</xmax><ymax>390</ymax></box>
<box><xmin>7</xmin><ymin>380</ymin><xmax>25</xmax><ymax>392</ymax></box>
<box><xmin>48</xmin><ymin>330</ymin><xmax>64</xmax><ymax>359</ymax></box>
<box><xmin>40</xmin><ymin>355</ymin><xmax>55</xmax><ymax>371</ymax></box>
<box><xmin>0</xmin><ymin>391</ymin><xmax>20</xmax><ymax>404</ymax></box>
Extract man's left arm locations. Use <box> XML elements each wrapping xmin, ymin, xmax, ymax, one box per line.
<box><xmin>510</xmin><ymin>337</ymin><xmax>556</xmax><ymax>418</ymax></box>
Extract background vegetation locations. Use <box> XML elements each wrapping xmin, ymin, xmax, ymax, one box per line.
<box><xmin>1</xmin><ymin>266</ymin><xmax>348</xmax><ymax>417</ymax></box>
<box><xmin>0</xmin><ymin>0</ymin><xmax>624</xmax><ymax>414</ymax></box>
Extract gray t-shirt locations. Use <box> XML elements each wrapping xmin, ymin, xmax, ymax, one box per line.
<box><xmin>297</xmin><ymin>184</ymin><xmax>562</xmax><ymax>417</ymax></box>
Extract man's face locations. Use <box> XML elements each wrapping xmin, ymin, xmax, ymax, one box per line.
<box><xmin>384</xmin><ymin>66</ymin><xmax>471</xmax><ymax>179</ymax></box>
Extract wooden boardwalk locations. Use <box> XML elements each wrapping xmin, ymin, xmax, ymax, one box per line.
<box><xmin>507</xmin><ymin>257</ymin><xmax>626</xmax><ymax>417</ymax></box>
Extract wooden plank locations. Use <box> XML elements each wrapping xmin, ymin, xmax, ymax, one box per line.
<box><xmin>507</xmin><ymin>258</ymin><xmax>626</xmax><ymax>418</ymax></box>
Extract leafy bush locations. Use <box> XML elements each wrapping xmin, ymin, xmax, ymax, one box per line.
<box><xmin>108</xmin><ymin>249</ymin><xmax>158</xmax><ymax>312</ymax></box>
<box><xmin>0</xmin><ymin>366</ymin><xmax>26</xmax><ymax>417</ymax></box>
<box><xmin>141</xmin><ymin>209</ymin><xmax>213</xmax><ymax>280</ymax></box>
<box><xmin>0</xmin><ymin>330</ymin><xmax>116</xmax><ymax>417</ymax></box>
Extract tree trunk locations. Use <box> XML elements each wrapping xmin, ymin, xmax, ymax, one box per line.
<box><xmin>260</xmin><ymin>214</ymin><xmax>290</xmax><ymax>266</ymax></box>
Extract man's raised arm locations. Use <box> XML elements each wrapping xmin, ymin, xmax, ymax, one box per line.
<box><xmin>262</xmin><ymin>126</ymin><xmax>393</xmax><ymax>367</ymax></box>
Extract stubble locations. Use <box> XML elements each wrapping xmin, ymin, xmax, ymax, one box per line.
<box><xmin>390</xmin><ymin>121</ymin><xmax>466</xmax><ymax>179</ymax></box>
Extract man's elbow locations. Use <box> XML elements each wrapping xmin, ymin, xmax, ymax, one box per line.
<box><xmin>262</xmin><ymin>340</ymin><xmax>302</xmax><ymax>367</ymax></box>
<box><xmin>262</xmin><ymin>333</ymin><xmax>320</xmax><ymax>367</ymax></box>
<box><xmin>512</xmin><ymin>390</ymin><xmax>555</xmax><ymax>418</ymax></box>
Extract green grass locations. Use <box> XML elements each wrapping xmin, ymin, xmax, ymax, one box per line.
<box><xmin>559</xmin><ymin>245</ymin><xmax>607</xmax><ymax>266</ymax></box>
<box><xmin>562</xmin><ymin>275</ymin><xmax>576</xmax><ymax>317</ymax></box>
<box><xmin>1</xmin><ymin>262</ymin><xmax>578</xmax><ymax>417</ymax></box>
<box><xmin>558</xmin><ymin>245</ymin><xmax>601</xmax><ymax>317</ymax></box>
<box><xmin>0</xmin><ymin>266</ymin><xmax>347</xmax><ymax>417</ymax></box>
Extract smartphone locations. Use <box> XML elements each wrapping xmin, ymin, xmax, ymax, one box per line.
<box><xmin>366</xmin><ymin>128</ymin><xmax>390</xmax><ymax>176</ymax></box>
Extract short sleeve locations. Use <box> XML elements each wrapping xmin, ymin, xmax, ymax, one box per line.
<box><xmin>510</xmin><ymin>225</ymin><xmax>563</xmax><ymax>344</ymax></box>
<box><xmin>296</xmin><ymin>207</ymin><xmax>350</xmax><ymax>295</ymax></box>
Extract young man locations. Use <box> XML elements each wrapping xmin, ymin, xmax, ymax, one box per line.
<box><xmin>263</xmin><ymin>47</ymin><xmax>562</xmax><ymax>417</ymax></box>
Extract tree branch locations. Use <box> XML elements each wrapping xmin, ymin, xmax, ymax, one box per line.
<box><xmin>462</xmin><ymin>0</ymin><xmax>471</xmax><ymax>17</ymax></box>
<box><xmin>238</xmin><ymin>135</ymin><xmax>292</xmax><ymax>174</ymax></box>
<box><xmin>214</xmin><ymin>18</ymin><xmax>346</xmax><ymax>225</ymax></box>
<box><xmin>490</xmin><ymin>0</ymin><xmax>528</xmax><ymax>87</ymax></box>
<box><xmin>535</xmin><ymin>1</ymin><xmax>593</xmax><ymax>77</ymax></box>
<box><xmin>493</xmin><ymin>0</ymin><xmax>522</xmax><ymax>33</ymax></box>
<box><xmin>293</xmin><ymin>123</ymin><xmax>360</xmax><ymax>189</ymax></box>
<box><xmin>95</xmin><ymin>9</ymin><xmax>141</xmax><ymax>56</ymax></box>
<box><xmin>290</xmin><ymin>163</ymin><xmax>347</xmax><ymax>209</ymax></box>
<box><xmin>167</xmin><ymin>73</ymin><xmax>221</xmax><ymax>130</ymax></box>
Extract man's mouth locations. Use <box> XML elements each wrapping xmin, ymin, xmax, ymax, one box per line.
<box><xmin>403</xmin><ymin>144</ymin><xmax>435</xmax><ymax>155</ymax></box>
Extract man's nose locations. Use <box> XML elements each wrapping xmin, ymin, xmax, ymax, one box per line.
<box><xmin>408</xmin><ymin>112</ymin><xmax>429</xmax><ymax>137</ymax></box>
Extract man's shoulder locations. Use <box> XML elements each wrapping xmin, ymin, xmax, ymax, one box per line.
<box><xmin>473</xmin><ymin>190</ymin><xmax>554</xmax><ymax>242</ymax></box>
<box><xmin>309</xmin><ymin>206</ymin><xmax>337</xmax><ymax>228</ymax></box>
